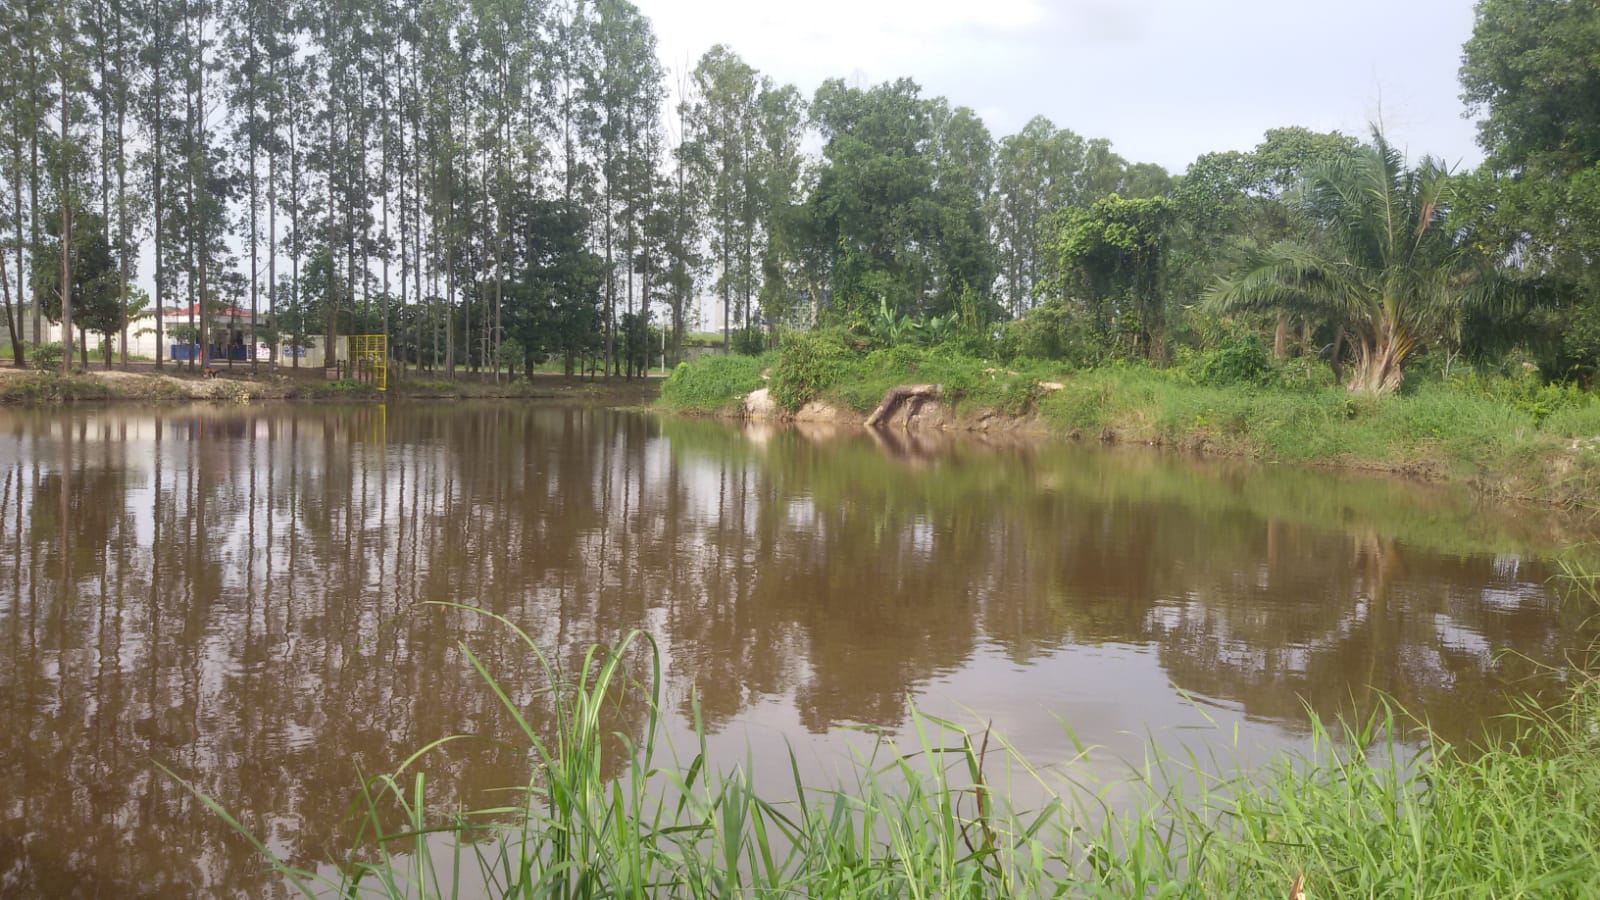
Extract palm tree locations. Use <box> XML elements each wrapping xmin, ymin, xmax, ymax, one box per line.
<box><xmin>1208</xmin><ymin>131</ymin><xmax>1463</xmax><ymax>395</ymax></box>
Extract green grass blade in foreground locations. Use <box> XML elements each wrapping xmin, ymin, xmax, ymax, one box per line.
<box><xmin>154</xmin><ymin>762</ymin><xmax>326</xmax><ymax>897</ymax></box>
<box><xmin>170</xmin><ymin>589</ymin><xmax>1600</xmax><ymax>897</ymax></box>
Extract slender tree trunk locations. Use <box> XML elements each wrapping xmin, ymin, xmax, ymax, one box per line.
<box><xmin>194</xmin><ymin>8</ymin><xmax>209</xmax><ymax>376</ymax></box>
<box><xmin>28</xmin><ymin>24</ymin><xmax>42</xmax><ymax>347</ymax></box>
<box><xmin>267</xmin><ymin>107</ymin><xmax>277</xmax><ymax>370</ymax></box>
<box><xmin>115</xmin><ymin>40</ymin><xmax>128</xmax><ymax>368</ymax></box>
<box><xmin>59</xmin><ymin>41</ymin><xmax>74</xmax><ymax>376</ymax></box>
<box><xmin>289</xmin><ymin>110</ymin><xmax>300</xmax><ymax>369</ymax></box>
<box><xmin>396</xmin><ymin>79</ymin><xmax>406</xmax><ymax>375</ymax></box>
<box><xmin>379</xmin><ymin>54</ymin><xmax>390</xmax><ymax>379</ymax></box>
<box><xmin>247</xmin><ymin>38</ymin><xmax>260</xmax><ymax>375</ymax></box>
<box><xmin>325</xmin><ymin>138</ymin><xmax>336</xmax><ymax>375</ymax></box>
<box><xmin>153</xmin><ymin>71</ymin><xmax>165</xmax><ymax>369</ymax></box>
<box><xmin>721</xmin><ymin>205</ymin><xmax>731</xmax><ymax>353</ymax></box>
<box><xmin>604</xmin><ymin>180</ymin><xmax>615</xmax><ymax>378</ymax></box>
<box><xmin>96</xmin><ymin>0</ymin><xmax>111</xmax><ymax>346</ymax></box>
<box><xmin>444</xmin><ymin>160</ymin><xmax>454</xmax><ymax>377</ymax></box>
<box><xmin>0</xmin><ymin>248</ymin><xmax>21</xmax><ymax>365</ymax></box>
<box><xmin>8</xmin><ymin>113</ymin><xmax>26</xmax><ymax>368</ymax></box>
<box><xmin>492</xmin><ymin>134</ymin><xmax>504</xmax><ymax>385</ymax></box>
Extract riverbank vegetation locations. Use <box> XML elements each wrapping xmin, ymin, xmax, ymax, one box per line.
<box><xmin>660</xmin><ymin>328</ymin><xmax>1600</xmax><ymax>505</ymax></box>
<box><xmin>184</xmin><ymin>590</ymin><xmax>1600</xmax><ymax>898</ymax></box>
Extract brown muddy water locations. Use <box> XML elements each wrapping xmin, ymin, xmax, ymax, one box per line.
<box><xmin>1</xmin><ymin>402</ymin><xmax>1594</xmax><ymax>895</ymax></box>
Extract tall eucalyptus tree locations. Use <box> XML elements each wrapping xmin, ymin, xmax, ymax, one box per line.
<box><xmin>587</xmin><ymin>0</ymin><xmax>664</xmax><ymax>376</ymax></box>
<box><xmin>684</xmin><ymin>45</ymin><xmax>758</xmax><ymax>350</ymax></box>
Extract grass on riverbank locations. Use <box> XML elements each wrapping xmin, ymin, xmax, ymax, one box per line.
<box><xmin>659</xmin><ymin>334</ymin><xmax>1600</xmax><ymax>505</ymax></box>
<box><xmin>175</xmin><ymin>592</ymin><xmax>1600</xmax><ymax>898</ymax></box>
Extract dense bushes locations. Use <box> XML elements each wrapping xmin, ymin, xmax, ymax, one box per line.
<box><xmin>769</xmin><ymin>329</ymin><xmax>852</xmax><ymax>410</ymax></box>
<box><xmin>659</xmin><ymin>328</ymin><xmax>1600</xmax><ymax>504</ymax></box>
<box><xmin>660</xmin><ymin>353</ymin><xmax>767</xmax><ymax>412</ymax></box>
<box><xmin>29</xmin><ymin>343</ymin><xmax>64</xmax><ymax>371</ymax></box>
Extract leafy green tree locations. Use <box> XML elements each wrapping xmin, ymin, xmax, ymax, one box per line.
<box><xmin>31</xmin><ymin>208</ymin><xmax>124</xmax><ymax>368</ymax></box>
<box><xmin>4</xmin><ymin>0</ymin><xmax>54</xmax><ymax>349</ymax></box>
<box><xmin>1048</xmin><ymin>194</ymin><xmax>1172</xmax><ymax>361</ymax></box>
<box><xmin>1172</xmin><ymin>128</ymin><xmax>1361</xmax><ymax>358</ymax></box>
<box><xmin>684</xmin><ymin>45</ymin><xmax>760</xmax><ymax>350</ymax></box>
<box><xmin>753</xmin><ymin>80</ymin><xmax>806</xmax><ymax>331</ymax></box>
<box><xmin>926</xmin><ymin>101</ymin><xmax>998</xmax><ymax>326</ymax></box>
<box><xmin>588</xmin><ymin>0</ymin><xmax>664</xmax><ymax>376</ymax></box>
<box><xmin>805</xmin><ymin>78</ymin><xmax>997</xmax><ymax>327</ymax></box>
<box><xmin>1208</xmin><ymin>133</ymin><xmax>1468</xmax><ymax>394</ymax></box>
<box><xmin>990</xmin><ymin>118</ymin><xmax>1087</xmax><ymax>316</ymax></box>
<box><xmin>503</xmin><ymin>196</ymin><xmax>603</xmax><ymax>376</ymax></box>
<box><xmin>1460</xmin><ymin>0</ymin><xmax>1600</xmax><ymax>378</ymax></box>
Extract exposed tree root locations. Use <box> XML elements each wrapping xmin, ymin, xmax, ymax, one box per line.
<box><xmin>865</xmin><ymin>383</ymin><xmax>943</xmax><ymax>428</ymax></box>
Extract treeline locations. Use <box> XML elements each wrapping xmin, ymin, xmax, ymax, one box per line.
<box><xmin>2</xmin><ymin>0</ymin><xmax>1595</xmax><ymax>394</ymax></box>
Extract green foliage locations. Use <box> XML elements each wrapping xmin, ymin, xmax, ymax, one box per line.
<box><xmin>502</xmin><ymin>198</ymin><xmax>606</xmax><ymax>377</ymax></box>
<box><xmin>1183</xmin><ymin>332</ymin><xmax>1274</xmax><ymax>387</ymax></box>
<box><xmin>805</xmin><ymin>78</ymin><xmax>999</xmax><ymax>326</ymax></box>
<box><xmin>658</xmin><ymin>353</ymin><xmax>766</xmax><ymax>412</ymax></box>
<box><xmin>31</xmin><ymin>209</ymin><xmax>129</xmax><ymax>354</ymax></box>
<box><xmin>1462</xmin><ymin>0</ymin><xmax>1600</xmax><ymax>179</ymax></box>
<box><xmin>1209</xmin><ymin>131</ymin><xmax>1467</xmax><ymax>395</ymax></box>
<box><xmin>1031</xmin><ymin>365</ymin><xmax>1600</xmax><ymax>501</ymax></box>
<box><xmin>1047</xmin><ymin>194</ymin><xmax>1173</xmax><ymax>361</ymax></box>
<box><xmin>730</xmin><ymin>326</ymin><xmax>768</xmax><ymax>356</ymax></box>
<box><xmin>769</xmin><ymin>329</ymin><xmax>852</xmax><ymax>410</ymax></box>
<box><xmin>1452</xmin><ymin>368</ymin><xmax>1590</xmax><ymax>425</ymax></box>
<box><xmin>997</xmin><ymin>297</ymin><xmax>1106</xmax><ymax>367</ymax></box>
<box><xmin>180</xmin><ymin>602</ymin><xmax>1600</xmax><ymax>899</ymax></box>
<box><xmin>0</xmin><ymin>372</ymin><xmax>120</xmax><ymax>403</ymax></box>
<box><xmin>862</xmin><ymin>295</ymin><xmax>960</xmax><ymax>350</ymax></box>
<box><xmin>29</xmin><ymin>343</ymin><xmax>64</xmax><ymax>372</ymax></box>
<box><xmin>1456</xmin><ymin>1</ymin><xmax>1600</xmax><ymax>380</ymax></box>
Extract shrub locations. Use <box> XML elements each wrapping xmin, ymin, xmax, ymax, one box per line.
<box><xmin>29</xmin><ymin>342</ymin><xmax>64</xmax><ymax>371</ymax></box>
<box><xmin>659</xmin><ymin>354</ymin><xmax>766</xmax><ymax>412</ymax></box>
<box><xmin>732</xmin><ymin>326</ymin><xmax>768</xmax><ymax>356</ymax></box>
<box><xmin>1188</xmin><ymin>333</ymin><xmax>1273</xmax><ymax>386</ymax></box>
<box><xmin>1451</xmin><ymin>369</ymin><xmax>1590</xmax><ymax>426</ymax></box>
<box><xmin>998</xmin><ymin>299</ymin><xmax>1106</xmax><ymax>367</ymax></box>
<box><xmin>1276</xmin><ymin>355</ymin><xmax>1334</xmax><ymax>392</ymax></box>
<box><xmin>770</xmin><ymin>330</ymin><xmax>852</xmax><ymax>411</ymax></box>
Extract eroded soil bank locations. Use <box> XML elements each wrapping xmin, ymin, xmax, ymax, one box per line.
<box><xmin>684</xmin><ymin>378</ymin><xmax>1600</xmax><ymax>508</ymax></box>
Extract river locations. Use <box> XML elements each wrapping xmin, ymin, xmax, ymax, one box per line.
<box><xmin>0</xmin><ymin>402</ymin><xmax>1592</xmax><ymax>895</ymax></box>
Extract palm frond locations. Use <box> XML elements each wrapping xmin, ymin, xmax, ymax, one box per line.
<box><xmin>1205</xmin><ymin>241</ymin><xmax>1367</xmax><ymax>321</ymax></box>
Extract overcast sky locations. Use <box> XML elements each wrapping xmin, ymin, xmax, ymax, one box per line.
<box><xmin>635</xmin><ymin>0</ymin><xmax>1485</xmax><ymax>174</ymax></box>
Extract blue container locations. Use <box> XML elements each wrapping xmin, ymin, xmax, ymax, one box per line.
<box><xmin>169</xmin><ymin>343</ymin><xmax>201</xmax><ymax>361</ymax></box>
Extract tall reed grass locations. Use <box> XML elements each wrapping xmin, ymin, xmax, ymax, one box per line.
<box><xmin>172</xmin><ymin>598</ymin><xmax>1600</xmax><ymax>898</ymax></box>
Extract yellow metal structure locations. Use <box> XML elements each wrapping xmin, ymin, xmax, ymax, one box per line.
<box><xmin>348</xmin><ymin>335</ymin><xmax>389</xmax><ymax>392</ymax></box>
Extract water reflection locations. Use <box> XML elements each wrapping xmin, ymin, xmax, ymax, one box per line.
<box><xmin>0</xmin><ymin>404</ymin><xmax>1591</xmax><ymax>894</ymax></box>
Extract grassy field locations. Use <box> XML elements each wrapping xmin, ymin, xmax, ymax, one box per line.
<box><xmin>659</xmin><ymin>335</ymin><xmax>1600</xmax><ymax>506</ymax></box>
<box><xmin>178</xmin><ymin>586</ymin><xmax>1600</xmax><ymax>898</ymax></box>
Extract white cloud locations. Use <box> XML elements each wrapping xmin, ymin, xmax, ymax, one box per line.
<box><xmin>635</xmin><ymin>0</ymin><xmax>1483</xmax><ymax>173</ymax></box>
